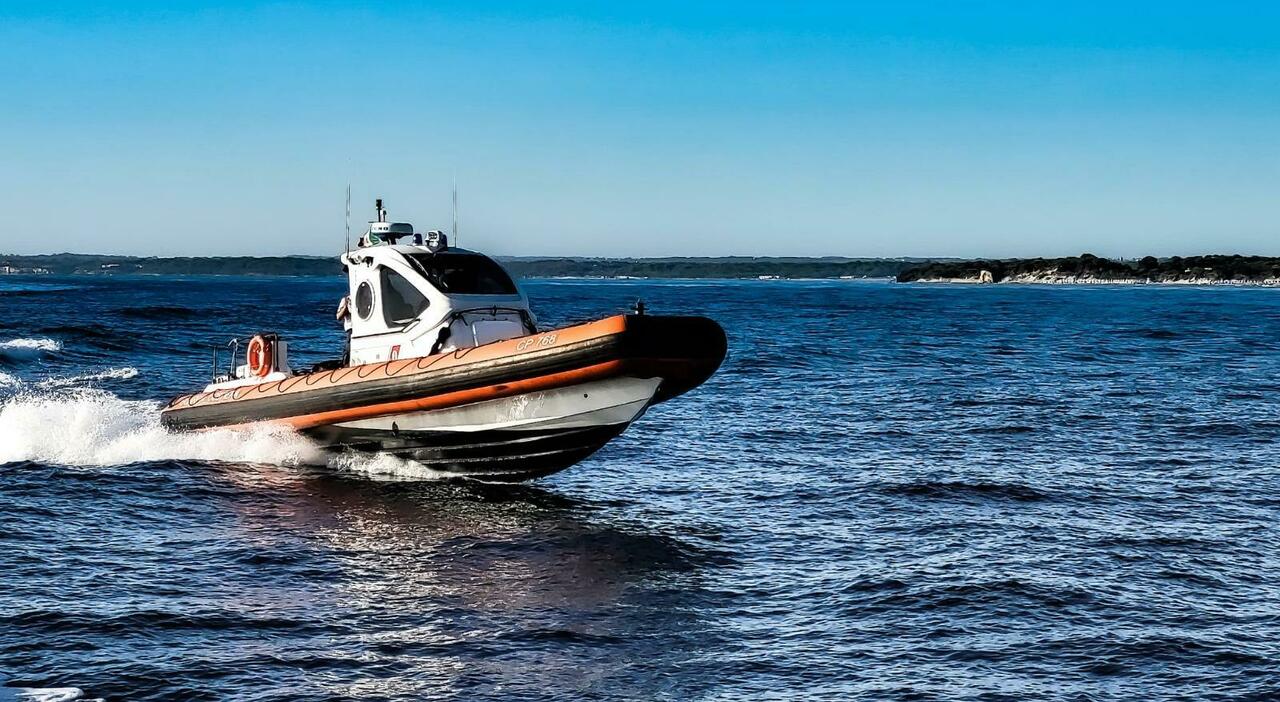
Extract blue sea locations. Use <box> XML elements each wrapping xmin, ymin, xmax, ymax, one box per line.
<box><xmin>3</xmin><ymin>275</ymin><xmax>1280</xmax><ymax>701</ymax></box>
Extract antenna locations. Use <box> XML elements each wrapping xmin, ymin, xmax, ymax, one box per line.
<box><xmin>452</xmin><ymin>183</ymin><xmax>459</xmax><ymax>245</ymax></box>
<box><xmin>344</xmin><ymin>184</ymin><xmax>351</xmax><ymax>254</ymax></box>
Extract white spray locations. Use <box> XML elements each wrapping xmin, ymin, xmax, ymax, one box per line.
<box><xmin>0</xmin><ymin>333</ymin><xmax>449</xmax><ymax>479</ymax></box>
<box><xmin>0</xmin><ymin>386</ymin><xmax>448</xmax><ymax>480</ymax></box>
<box><xmin>0</xmin><ymin>388</ymin><xmax>325</xmax><ymax>467</ymax></box>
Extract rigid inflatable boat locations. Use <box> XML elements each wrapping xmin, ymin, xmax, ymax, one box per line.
<box><xmin>161</xmin><ymin>200</ymin><xmax>726</xmax><ymax>481</ymax></box>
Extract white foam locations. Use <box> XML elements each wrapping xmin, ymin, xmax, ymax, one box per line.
<box><xmin>0</xmin><ymin>367</ymin><xmax>139</xmax><ymax>393</ymax></box>
<box><xmin>2</xmin><ymin>688</ymin><xmax>100</xmax><ymax>702</ymax></box>
<box><xmin>0</xmin><ymin>338</ymin><xmax>62</xmax><ymax>359</ymax></box>
<box><xmin>0</xmin><ymin>388</ymin><xmax>326</xmax><ymax>467</ymax></box>
<box><xmin>0</xmin><ymin>387</ymin><xmax>450</xmax><ymax>479</ymax></box>
<box><xmin>36</xmin><ymin>367</ymin><xmax>139</xmax><ymax>389</ymax></box>
<box><xmin>0</xmin><ymin>338</ymin><xmax>62</xmax><ymax>352</ymax></box>
<box><xmin>329</xmin><ymin>451</ymin><xmax>450</xmax><ymax>481</ymax></box>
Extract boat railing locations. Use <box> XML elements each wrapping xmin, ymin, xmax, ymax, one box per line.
<box><xmin>210</xmin><ymin>338</ymin><xmax>240</xmax><ymax>382</ymax></box>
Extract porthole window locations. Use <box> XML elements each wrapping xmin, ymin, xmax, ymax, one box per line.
<box><xmin>355</xmin><ymin>281</ymin><xmax>374</xmax><ymax>319</ymax></box>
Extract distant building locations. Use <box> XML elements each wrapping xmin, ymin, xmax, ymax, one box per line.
<box><xmin>0</xmin><ymin>264</ymin><xmax>51</xmax><ymax>275</ymax></box>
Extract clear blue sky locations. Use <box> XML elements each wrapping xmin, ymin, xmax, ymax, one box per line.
<box><xmin>1</xmin><ymin>2</ymin><xmax>1277</xmax><ymax>258</ymax></box>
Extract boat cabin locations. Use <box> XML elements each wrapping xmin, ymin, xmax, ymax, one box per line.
<box><xmin>340</xmin><ymin>201</ymin><xmax>536</xmax><ymax>366</ymax></box>
<box><xmin>205</xmin><ymin>199</ymin><xmax>534</xmax><ymax>391</ymax></box>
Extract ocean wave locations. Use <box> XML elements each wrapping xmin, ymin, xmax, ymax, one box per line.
<box><xmin>883</xmin><ymin>480</ymin><xmax>1050</xmax><ymax>502</ymax></box>
<box><xmin>0</xmin><ymin>686</ymin><xmax>100</xmax><ymax>702</ymax></box>
<box><xmin>0</xmin><ymin>338</ymin><xmax>62</xmax><ymax>361</ymax></box>
<box><xmin>116</xmin><ymin>305</ymin><xmax>198</xmax><ymax>320</ymax></box>
<box><xmin>965</xmin><ymin>424</ymin><xmax>1037</xmax><ymax>435</ymax></box>
<box><xmin>0</xmin><ymin>282</ymin><xmax>82</xmax><ymax>294</ymax></box>
<box><xmin>1173</xmin><ymin>421</ymin><xmax>1257</xmax><ymax>438</ymax></box>
<box><xmin>2</xmin><ymin>608</ymin><xmax>305</xmax><ymax>635</ymax></box>
<box><xmin>0</xmin><ymin>367</ymin><xmax>138</xmax><ymax>393</ymax></box>
<box><xmin>34</xmin><ymin>324</ymin><xmax>133</xmax><ymax>351</ymax></box>
<box><xmin>36</xmin><ymin>367</ymin><xmax>139</xmax><ymax>388</ymax></box>
<box><xmin>1122</xmin><ymin>327</ymin><xmax>1180</xmax><ymax>339</ymax></box>
<box><xmin>867</xmin><ymin>577</ymin><xmax>1094</xmax><ymax>610</ymax></box>
<box><xmin>0</xmin><ymin>338</ymin><xmax>62</xmax><ymax>352</ymax></box>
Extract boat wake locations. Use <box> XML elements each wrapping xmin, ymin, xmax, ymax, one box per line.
<box><xmin>0</xmin><ymin>329</ymin><xmax>525</xmax><ymax>481</ymax></box>
<box><xmin>0</xmin><ymin>388</ymin><xmax>323</xmax><ymax>467</ymax></box>
<box><xmin>327</xmin><ymin>450</ymin><xmax>452</xmax><ymax>481</ymax></box>
<box><xmin>0</xmin><ymin>386</ymin><xmax>451</xmax><ymax>480</ymax></box>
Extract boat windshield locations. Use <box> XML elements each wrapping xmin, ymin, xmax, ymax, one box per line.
<box><xmin>404</xmin><ymin>253</ymin><xmax>518</xmax><ymax>295</ymax></box>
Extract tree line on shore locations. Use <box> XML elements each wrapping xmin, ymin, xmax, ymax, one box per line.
<box><xmin>0</xmin><ymin>253</ymin><xmax>924</xmax><ymax>279</ymax></box>
<box><xmin>5</xmin><ymin>252</ymin><xmax>1279</xmax><ymax>283</ymax></box>
<box><xmin>895</xmin><ymin>254</ymin><xmax>1280</xmax><ymax>283</ymax></box>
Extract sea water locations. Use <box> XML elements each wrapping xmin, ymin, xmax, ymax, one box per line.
<box><xmin>3</xmin><ymin>275</ymin><xmax>1280</xmax><ymax>700</ymax></box>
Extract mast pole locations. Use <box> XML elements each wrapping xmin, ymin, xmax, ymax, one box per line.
<box><xmin>452</xmin><ymin>177</ymin><xmax>458</xmax><ymax>247</ymax></box>
<box><xmin>344</xmin><ymin>184</ymin><xmax>351</xmax><ymax>254</ymax></box>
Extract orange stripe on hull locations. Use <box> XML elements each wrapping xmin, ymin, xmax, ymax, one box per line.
<box><xmin>242</xmin><ymin>360</ymin><xmax>629</xmax><ymax>431</ymax></box>
<box><xmin>171</xmin><ymin>315</ymin><xmax>632</xmax><ymax>412</ymax></box>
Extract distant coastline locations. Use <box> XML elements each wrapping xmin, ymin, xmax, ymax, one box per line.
<box><xmin>896</xmin><ymin>254</ymin><xmax>1280</xmax><ymax>286</ymax></box>
<box><xmin>0</xmin><ymin>253</ymin><xmax>936</xmax><ymax>280</ymax></box>
<box><xmin>4</xmin><ymin>253</ymin><xmax>1280</xmax><ymax>285</ymax></box>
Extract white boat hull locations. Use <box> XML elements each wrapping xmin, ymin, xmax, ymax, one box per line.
<box><xmin>334</xmin><ymin>376</ymin><xmax>660</xmax><ymax>434</ymax></box>
<box><xmin>304</xmin><ymin>376</ymin><xmax>662</xmax><ymax>480</ymax></box>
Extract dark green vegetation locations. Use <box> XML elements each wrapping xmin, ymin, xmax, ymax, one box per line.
<box><xmin>6</xmin><ymin>252</ymin><xmax>1279</xmax><ymax>283</ymax></box>
<box><xmin>896</xmin><ymin>254</ymin><xmax>1280</xmax><ymax>284</ymax></box>
<box><xmin>501</xmin><ymin>257</ymin><xmax>927</xmax><ymax>279</ymax></box>
<box><xmin>0</xmin><ymin>253</ymin><xmax>928</xmax><ymax>279</ymax></box>
<box><xmin>0</xmin><ymin>253</ymin><xmax>338</xmax><ymax>276</ymax></box>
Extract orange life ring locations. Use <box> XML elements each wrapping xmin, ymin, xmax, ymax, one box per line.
<box><xmin>247</xmin><ymin>335</ymin><xmax>273</xmax><ymax>378</ymax></box>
